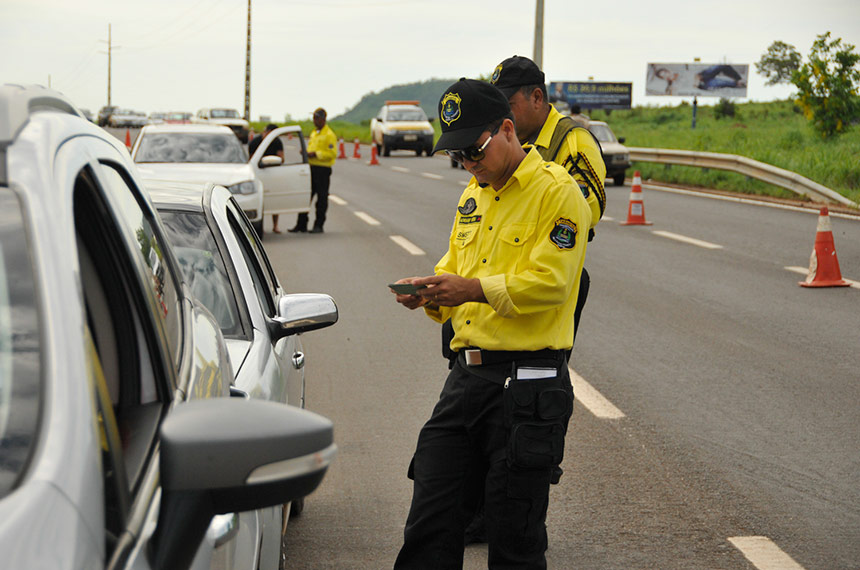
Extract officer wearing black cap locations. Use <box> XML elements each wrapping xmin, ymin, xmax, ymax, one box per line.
<box><xmin>391</xmin><ymin>78</ymin><xmax>591</xmax><ymax>569</ymax></box>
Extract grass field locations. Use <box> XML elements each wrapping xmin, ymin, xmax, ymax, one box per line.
<box><xmin>253</xmin><ymin>99</ymin><xmax>860</xmax><ymax>205</ymax></box>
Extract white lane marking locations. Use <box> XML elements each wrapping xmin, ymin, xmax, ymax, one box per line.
<box><xmin>329</xmin><ymin>195</ymin><xmax>347</xmax><ymax>206</ymax></box>
<box><xmin>354</xmin><ymin>211</ymin><xmax>381</xmax><ymax>226</ymax></box>
<box><xmin>460</xmin><ymin>180</ymin><xmax>472</xmax><ymax>186</ymax></box>
<box><xmin>652</xmin><ymin>230</ymin><xmax>723</xmax><ymax>250</ymax></box>
<box><xmin>390</xmin><ymin>166</ymin><xmax>410</xmax><ymax>173</ymax></box>
<box><xmin>569</xmin><ymin>368</ymin><xmax>625</xmax><ymax>419</ymax></box>
<box><xmin>785</xmin><ymin>266</ymin><xmax>860</xmax><ymax>288</ymax></box>
<box><xmin>421</xmin><ymin>172</ymin><xmax>444</xmax><ymax>180</ymax></box>
<box><xmin>642</xmin><ymin>183</ymin><xmax>860</xmax><ymax>221</ymax></box>
<box><xmin>728</xmin><ymin>536</ymin><xmax>806</xmax><ymax>570</ymax></box>
<box><xmin>390</xmin><ymin>235</ymin><xmax>425</xmax><ymax>256</ymax></box>
<box><xmin>602</xmin><ymin>216</ymin><xmax>615</xmax><ymax>222</ymax></box>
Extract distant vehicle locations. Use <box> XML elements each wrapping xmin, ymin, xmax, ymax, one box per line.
<box><xmin>194</xmin><ymin>108</ymin><xmax>250</xmax><ymax>143</ymax></box>
<box><xmin>370</xmin><ymin>100</ymin><xmax>435</xmax><ymax>157</ymax></box>
<box><xmin>0</xmin><ymin>83</ymin><xmax>335</xmax><ymax>570</ymax></box>
<box><xmin>109</xmin><ymin>108</ymin><xmax>147</xmax><ymax>128</ymax></box>
<box><xmin>586</xmin><ymin>120</ymin><xmax>630</xmax><ymax>186</ymax></box>
<box><xmin>132</xmin><ymin>124</ymin><xmax>268</xmax><ymax>236</ymax></box>
<box><xmin>165</xmin><ymin>111</ymin><xmax>193</xmax><ymax>124</ymax></box>
<box><xmin>148</xmin><ymin>112</ymin><xmax>166</xmax><ymax>124</ymax></box>
<box><xmin>97</xmin><ymin>104</ymin><xmax>118</xmax><ymax>126</ymax></box>
<box><xmin>79</xmin><ymin>107</ymin><xmax>94</xmax><ymax>122</ymax></box>
<box><xmin>149</xmin><ymin>180</ymin><xmax>338</xmax><ymax>567</ymax></box>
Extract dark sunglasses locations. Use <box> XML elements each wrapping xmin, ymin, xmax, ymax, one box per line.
<box><xmin>447</xmin><ymin>123</ymin><xmax>501</xmax><ymax>164</ymax></box>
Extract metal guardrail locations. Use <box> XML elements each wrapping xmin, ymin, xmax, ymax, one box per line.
<box><xmin>628</xmin><ymin>147</ymin><xmax>858</xmax><ymax>208</ymax></box>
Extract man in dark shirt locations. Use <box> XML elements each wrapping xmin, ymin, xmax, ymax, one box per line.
<box><xmin>248</xmin><ymin>123</ymin><xmax>285</xmax><ymax>232</ymax></box>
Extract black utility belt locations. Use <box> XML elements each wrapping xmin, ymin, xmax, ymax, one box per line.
<box><xmin>457</xmin><ymin>348</ymin><xmax>566</xmax><ymax>367</ymax></box>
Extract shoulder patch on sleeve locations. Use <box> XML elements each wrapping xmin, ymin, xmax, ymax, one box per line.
<box><xmin>549</xmin><ymin>217</ymin><xmax>577</xmax><ymax>250</ymax></box>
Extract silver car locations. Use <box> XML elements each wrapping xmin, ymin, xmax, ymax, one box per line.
<box><xmin>0</xmin><ymin>84</ymin><xmax>336</xmax><ymax>570</ymax></box>
<box><xmin>148</xmin><ymin>181</ymin><xmax>338</xmax><ymax>567</ymax></box>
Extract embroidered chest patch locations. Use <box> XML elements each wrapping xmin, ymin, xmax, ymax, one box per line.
<box><xmin>549</xmin><ymin>218</ymin><xmax>577</xmax><ymax>250</ymax></box>
<box><xmin>458</xmin><ymin>197</ymin><xmax>477</xmax><ymax>215</ymax></box>
<box><xmin>458</xmin><ymin>214</ymin><xmax>482</xmax><ymax>225</ymax></box>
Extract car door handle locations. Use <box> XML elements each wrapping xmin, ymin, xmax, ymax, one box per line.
<box><xmin>292</xmin><ymin>351</ymin><xmax>305</xmax><ymax>369</ymax></box>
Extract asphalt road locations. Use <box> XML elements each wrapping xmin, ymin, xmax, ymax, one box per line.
<box><xmin>242</xmin><ymin>148</ymin><xmax>860</xmax><ymax>569</ymax></box>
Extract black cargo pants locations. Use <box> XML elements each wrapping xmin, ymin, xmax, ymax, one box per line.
<box><xmin>394</xmin><ymin>352</ymin><xmax>572</xmax><ymax>570</ymax></box>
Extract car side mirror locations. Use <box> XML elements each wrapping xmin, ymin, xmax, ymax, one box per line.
<box><xmin>260</xmin><ymin>155</ymin><xmax>283</xmax><ymax>168</ymax></box>
<box><xmin>153</xmin><ymin>399</ymin><xmax>335</xmax><ymax>570</ymax></box>
<box><xmin>376</xmin><ymin>117</ymin><xmax>383</xmax><ymax>122</ymax></box>
<box><xmin>428</xmin><ymin>117</ymin><xmax>435</xmax><ymax>123</ymax></box>
<box><xmin>618</xmin><ymin>137</ymin><xmax>626</xmax><ymax>144</ymax></box>
<box><xmin>269</xmin><ymin>293</ymin><xmax>338</xmax><ymax>340</ymax></box>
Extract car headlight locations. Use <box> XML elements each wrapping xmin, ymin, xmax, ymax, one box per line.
<box><xmin>227</xmin><ymin>181</ymin><xmax>257</xmax><ymax>195</ymax></box>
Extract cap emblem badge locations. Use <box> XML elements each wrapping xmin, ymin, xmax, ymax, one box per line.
<box><xmin>490</xmin><ymin>64</ymin><xmax>503</xmax><ymax>84</ymax></box>
<box><xmin>441</xmin><ymin>92</ymin><xmax>462</xmax><ymax>126</ymax></box>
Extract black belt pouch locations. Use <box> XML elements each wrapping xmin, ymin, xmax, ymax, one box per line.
<box><xmin>503</xmin><ymin>362</ymin><xmax>571</xmax><ymax>469</ymax></box>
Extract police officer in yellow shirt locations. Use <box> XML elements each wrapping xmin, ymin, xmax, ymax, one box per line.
<box><xmin>289</xmin><ymin>107</ymin><xmax>337</xmax><ymax>233</ymax></box>
<box><xmin>391</xmin><ymin>78</ymin><xmax>591</xmax><ymax>569</ymax></box>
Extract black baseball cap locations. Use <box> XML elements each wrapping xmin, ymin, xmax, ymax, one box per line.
<box><xmin>490</xmin><ymin>55</ymin><xmax>546</xmax><ymax>98</ymax></box>
<box><xmin>432</xmin><ymin>78</ymin><xmax>511</xmax><ymax>153</ymax></box>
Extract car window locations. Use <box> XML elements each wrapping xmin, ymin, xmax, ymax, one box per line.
<box><xmin>74</xmin><ymin>165</ymin><xmax>175</xmax><ymax>547</ymax></box>
<box><xmin>587</xmin><ymin>124</ymin><xmax>617</xmax><ymax>144</ymax></box>
<box><xmin>226</xmin><ymin>201</ymin><xmax>277</xmax><ymax>317</ymax></box>
<box><xmin>135</xmin><ymin>132</ymin><xmax>247</xmax><ymax>164</ymax></box>
<box><xmin>279</xmin><ymin>133</ymin><xmax>306</xmax><ymax>166</ymax></box>
<box><xmin>159</xmin><ymin>210</ymin><xmax>245</xmax><ymax>338</ymax></box>
<box><xmin>388</xmin><ymin>109</ymin><xmax>427</xmax><ymax>121</ymax></box>
<box><xmin>211</xmin><ymin>109</ymin><xmax>239</xmax><ymax>119</ymax></box>
<box><xmin>0</xmin><ymin>192</ymin><xmax>42</xmax><ymax>499</ymax></box>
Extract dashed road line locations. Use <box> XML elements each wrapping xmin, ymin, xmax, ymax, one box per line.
<box><xmin>569</xmin><ymin>368</ymin><xmax>625</xmax><ymax>419</ymax></box>
<box><xmin>390</xmin><ymin>166</ymin><xmax>410</xmax><ymax>173</ymax></box>
<box><xmin>784</xmin><ymin>265</ymin><xmax>860</xmax><ymax>288</ymax></box>
<box><xmin>390</xmin><ymin>235</ymin><xmax>425</xmax><ymax>256</ymax></box>
<box><xmin>421</xmin><ymin>172</ymin><xmax>443</xmax><ymax>180</ymax></box>
<box><xmin>354</xmin><ymin>211</ymin><xmax>381</xmax><ymax>226</ymax></box>
<box><xmin>652</xmin><ymin>230</ymin><xmax>723</xmax><ymax>250</ymax></box>
<box><xmin>602</xmin><ymin>216</ymin><xmax>615</xmax><ymax>222</ymax></box>
<box><xmin>728</xmin><ymin>536</ymin><xmax>806</xmax><ymax>570</ymax></box>
<box><xmin>329</xmin><ymin>195</ymin><xmax>347</xmax><ymax>206</ymax></box>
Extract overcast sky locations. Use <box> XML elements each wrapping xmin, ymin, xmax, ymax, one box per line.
<box><xmin>2</xmin><ymin>0</ymin><xmax>858</xmax><ymax>120</ymax></box>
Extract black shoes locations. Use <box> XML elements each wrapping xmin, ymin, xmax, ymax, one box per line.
<box><xmin>287</xmin><ymin>226</ymin><xmax>307</xmax><ymax>233</ymax></box>
<box><xmin>309</xmin><ymin>226</ymin><xmax>324</xmax><ymax>234</ymax></box>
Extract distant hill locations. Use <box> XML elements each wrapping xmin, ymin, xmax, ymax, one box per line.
<box><xmin>335</xmin><ymin>78</ymin><xmax>457</xmax><ymax>123</ymax></box>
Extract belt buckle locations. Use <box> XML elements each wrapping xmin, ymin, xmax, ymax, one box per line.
<box><xmin>464</xmin><ymin>349</ymin><xmax>483</xmax><ymax>366</ymax></box>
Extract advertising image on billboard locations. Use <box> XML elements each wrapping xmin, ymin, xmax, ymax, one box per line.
<box><xmin>646</xmin><ymin>63</ymin><xmax>749</xmax><ymax>98</ymax></box>
<box><xmin>549</xmin><ymin>82</ymin><xmax>632</xmax><ymax>111</ymax></box>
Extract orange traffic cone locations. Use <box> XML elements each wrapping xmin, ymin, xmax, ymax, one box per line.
<box><xmin>337</xmin><ymin>138</ymin><xmax>347</xmax><ymax>159</ymax></box>
<box><xmin>369</xmin><ymin>143</ymin><xmax>379</xmax><ymax>165</ymax></box>
<box><xmin>352</xmin><ymin>138</ymin><xmax>361</xmax><ymax>159</ymax></box>
<box><xmin>799</xmin><ymin>207</ymin><xmax>850</xmax><ymax>288</ymax></box>
<box><xmin>620</xmin><ymin>171</ymin><xmax>652</xmax><ymax>226</ymax></box>
<box><xmin>124</xmin><ymin>128</ymin><xmax>131</xmax><ymax>150</ymax></box>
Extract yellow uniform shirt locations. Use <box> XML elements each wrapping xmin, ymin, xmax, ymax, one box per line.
<box><xmin>425</xmin><ymin>149</ymin><xmax>591</xmax><ymax>352</ymax></box>
<box><xmin>529</xmin><ymin>105</ymin><xmax>606</xmax><ymax>228</ymax></box>
<box><xmin>308</xmin><ymin>124</ymin><xmax>337</xmax><ymax>167</ymax></box>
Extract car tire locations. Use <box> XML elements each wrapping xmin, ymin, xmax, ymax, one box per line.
<box><xmin>252</xmin><ymin>219</ymin><xmax>264</xmax><ymax>240</ymax></box>
<box><xmin>425</xmin><ymin>146</ymin><xmax>433</xmax><ymax>157</ymax></box>
<box><xmin>289</xmin><ymin>497</ymin><xmax>304</xmax><ymax>518</ymax></box>
<box><xmin>613</xmin><ymin>172</ymin><xmax>626</xmax><ymax>186</ymax></box>
<box><xmin>415</xmin><ymin>149</ymin><xmax>422</xmax><ymax>157</ymax></box>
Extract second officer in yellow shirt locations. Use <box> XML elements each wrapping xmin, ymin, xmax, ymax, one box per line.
<box><xmin>391</xmin><ymin>79</ymin><xmax>590</xmax><ymax>569</ymax></box>
<box><xmin>289</xmin><ymin>107</ymin><xmax>338</xmax><ymax>233</ymax></box>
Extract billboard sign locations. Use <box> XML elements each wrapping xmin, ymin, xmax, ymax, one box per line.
<box><xmin>549</xmin><ymin>81</ymin><xmax>632</xmax><ymax>110</ymax></box>
<box><xmin>646</xmin><ymin>63</ymin><xmax>749</xmax><ymax>97</ymax></box>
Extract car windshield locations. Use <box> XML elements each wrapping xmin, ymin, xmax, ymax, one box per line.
<box><xmin>167</xmin><ymin>112</ymin><xmax>191</xmax><ymax>121</ymax></box>
<box><xmin>0</xmin><ymin>192</ymin><xmax>42</xmax><ymax>498</ymax></box>
<box><xmin>587</xmin><ymin>124</ymin><xmax>618</xmax><ymax>144</ymax></box>
<box><xmin>210</xmin><ymin>109</ymin><xmax>239</xmax><ymax>119</ymax></box>
<box><xmin>388</xmin><ymin>109</ymin><xmax>427</xmax><ymax>122</ymax></box>
<box><xmin>158</xmin><ymin>211</ymin><xmax>243</xmax><ymax>337</ymax></box>
<box><xmin>135</xmin><ymin>133</ymin><xmax>247</xmax><ymax>164</ymax></box>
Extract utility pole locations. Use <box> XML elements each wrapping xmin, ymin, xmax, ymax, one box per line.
<box><xmin>244</xmin><ymin>0</ymin><xmax>251</xmax><ymax>122</ymax></box>
<box><xmin>99</xmin><ymin>24</ymin><xmax>119</xmax><ymax>107</ymax></box>
<box><xmin>533</xmin><ymin>0</ymin><xmax>544</xmax><ymax>68</ymax></box>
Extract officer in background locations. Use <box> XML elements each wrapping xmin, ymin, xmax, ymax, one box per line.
<box><xmin>391</xmin><ymin>78</ymin><xmax>591</xmax><ymax>569</ymax></box>
<box><xmin>248</xmin><ymin>123</ymin><xmax>285</xmax><ymax>232</ymax></box>
<box><xmin>289</xmin><ymin>108</ymin><xmax>337</xmax><ymax>234</ymax></box>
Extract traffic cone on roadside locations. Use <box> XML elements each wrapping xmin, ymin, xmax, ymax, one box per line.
<box><xmin>337</xmin><ymin>138</ymin><xmax>347</xmax><ymax>159</ymax></box>
<box><xmin>369</xmin><ymin>143</ymin><xmax>379</xmax><ymax>165</ymax></box>
<box><xmin>124</xmin><ymin>128</ymin><xmax>131</xmax><ymax>150</ymax></box>
<box><xmin>620</xmin><ymin>171</ymin><xmax>653</xmax><ymax>226</ymax></box>
<box><xmin>799</xmin><ymin>207</ymin><xmax>850</xmax><ymax>288</ymax></box>
<box><xmin>352</xmin><ymin>138</ymin><xmax>361</xmax><ymax>159</ymax></box>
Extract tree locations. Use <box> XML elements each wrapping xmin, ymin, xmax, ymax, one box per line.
<box><xmin>756</xmin><ymin>41</ymin><xmax>802</xmax><ymax>85</ymax></box>
<box><xmin>792</xmin><ymin>32</ymin><xmax>860</xmax><ymax>138</ymax></box>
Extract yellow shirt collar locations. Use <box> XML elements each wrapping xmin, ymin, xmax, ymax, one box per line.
<box><xmin>532</xmin><ymin>104</ymin><xmax>563</xmax><ymax>151</ymax></box>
